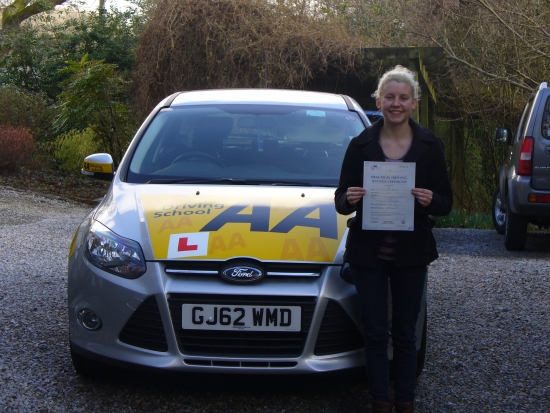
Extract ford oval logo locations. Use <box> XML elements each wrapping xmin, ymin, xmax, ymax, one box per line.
<box><xmin>221</xmin><ymin>266</ymin><xmax>264</xmax><ymax>283</ymax></box>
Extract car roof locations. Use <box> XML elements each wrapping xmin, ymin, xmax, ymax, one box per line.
<box><xmin>170</xmin><ymin>88</ymin><xmax>351</xmax><ymax>110</ymax></box>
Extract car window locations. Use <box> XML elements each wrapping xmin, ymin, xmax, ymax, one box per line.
<box><xmin>128</xmin><ymin>104</ymin><xmax>366</xmax><ymax>186</ymax></box>
<box><xmin>541</xmin><ymin>96</ymin><xmax>550</xmax><ymax>139</ymax></box>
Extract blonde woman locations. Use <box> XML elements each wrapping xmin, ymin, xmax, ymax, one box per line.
<box><xmin>335</xmin><ymin>66</ymin><xmax>453</xmax><ymax>413</ymax></box>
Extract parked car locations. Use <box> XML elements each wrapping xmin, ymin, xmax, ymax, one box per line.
<box><xmin>364</xmin><ymin>109</ymin><xmax>383</xmax><ymax>123</ymax></box>
<box><xmin>68</xmin><ymin>88</ymin><xmax>427</xmax><ymax>377</ymax></box>
<box><xmin>492</xmin><ymin>82</ymin><xmax>550</xmax><ymax>250</ymax></box>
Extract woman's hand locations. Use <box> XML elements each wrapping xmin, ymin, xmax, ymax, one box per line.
<box><xmin>412</xmin><ymin>188</ymin><xmax>433</xmax><ymax>207</ymax></box>
<box><xmin>346</xmin><ymin>187</ymin><xmax>366</xmax><ymax>206</ymax></box>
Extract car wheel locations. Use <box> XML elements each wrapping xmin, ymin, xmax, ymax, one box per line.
<box><xmin>70</xmin><ymin>343</ymin><xmax>109</xmax><ymax>378</ymax></box>
<box><xmin>416</xmin><ymin>306</ymin><xmax>427</xmax><ymax>378</ymax></box>
<box><xmin>491</xmin><ymin>187</ymin><xmax>506</xmax><ymax>235</ymax></box>
<box><xmin>504</xmin><ymin>196</ymin><xmax>528</xmax><ymax>251</ymax></box>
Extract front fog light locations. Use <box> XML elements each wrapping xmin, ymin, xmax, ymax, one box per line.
<box><xmin>77</xmin><ymin>309</ymin><xmax>102</xmax><ymax>331</ymax></box>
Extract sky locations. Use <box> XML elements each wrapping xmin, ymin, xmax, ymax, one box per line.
<box><xmin>67</xmin><ymin>0</ymin><xmax>137</xmax><ymax>11</ymax></box>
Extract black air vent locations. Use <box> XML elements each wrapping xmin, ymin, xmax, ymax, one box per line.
<box><xmin>119</xmin><ymin>296</ymin><xmax>168</xmax><ymax>352</ymax></box>
<box><xmin>314</xmin><ymin>300</ymin><xmax>364</xmax><ymax>356</ymax></box>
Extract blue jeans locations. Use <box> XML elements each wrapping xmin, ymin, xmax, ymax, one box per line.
<box><xmin>350</xmin><ymin>260</ymin><xmax>426</xmax><ymax>403</ymax></box>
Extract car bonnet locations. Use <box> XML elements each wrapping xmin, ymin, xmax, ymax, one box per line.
<box><xmin>93</xmin><ymin>182</ymin><xmax>349</xmax><ymax>264</ymax></box>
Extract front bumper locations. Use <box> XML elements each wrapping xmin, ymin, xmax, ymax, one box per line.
<box><xmin>68</xmin><ymin>255</ymin><xmax>366</xmax><ymax>374</ymax></box>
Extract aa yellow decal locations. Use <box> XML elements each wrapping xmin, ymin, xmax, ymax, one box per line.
<box><xmin>141</xmin><ymin>195</ymin><xmax>347</xmax><ymax>262</ymax></box>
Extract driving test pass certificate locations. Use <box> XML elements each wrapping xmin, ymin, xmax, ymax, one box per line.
<box><xmin>362</xmin><ymin>162</ymin><xmax>415</xmax><ymax>231</ymax></box>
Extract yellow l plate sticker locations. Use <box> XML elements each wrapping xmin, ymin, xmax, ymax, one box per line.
<box><xmin>141</xmin><ymin>195</ymin><xmax>347</xmax><ymax>262</ymax></box>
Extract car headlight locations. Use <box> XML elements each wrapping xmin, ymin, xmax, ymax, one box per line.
<box><xmin>84</xmin><ymin>221</ymin><xmax>146</xmax><ymax>279</ymax></box>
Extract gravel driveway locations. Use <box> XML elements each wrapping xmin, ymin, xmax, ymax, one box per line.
<box><xmin>1</xmin><ymin>186</ymin><xmax>549</xmax><ymax>413</ymax></box>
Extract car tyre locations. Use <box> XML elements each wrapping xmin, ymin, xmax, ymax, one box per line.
<box><xmin>504</xmin><ymin>196</ymin><xmax>528</xmax><ymax>251</ymax></box>
<box><xmin>491</xmin><ymin>187</ymin><xmax>506</xmax><ymax>235</ymax></box>
<box><xmin>70</xmin><ymin>343</ymin><xmax>109</xmax><ymax>378</ymax></box>
<box><xmin>416</xmin><ymin>306</ymin><xmax>427</xmax><ymax>378</ymax></box>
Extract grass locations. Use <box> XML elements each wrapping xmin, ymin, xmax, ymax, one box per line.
<box><xmin>433</xmin><ymin>209</ymin><xmax>494</xmax><ymax>229</ymax></box>
<box><xmin>434</xmin><ymin>209</ymin><xmax>549</xmax><ymax>231</ymax></box>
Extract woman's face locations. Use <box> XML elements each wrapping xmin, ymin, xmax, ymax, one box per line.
<box><xmin>376</xmin><ymin>80</ymin><xmax>417</xmax><ymax>127</ymax></box>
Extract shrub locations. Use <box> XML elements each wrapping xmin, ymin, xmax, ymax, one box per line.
<box><xmin>0</xmin><ymin>85</ymin><xmax>55</xmax><ymax>142</ymax></box>
<box><xmin>133</xmin><ymin>0</ymin><xmax>365</xmax><ymax>119</ymax></box>
<box><xmin>0</xmin><ymin>126</ymin><xmax>35</xmax><ymax>171</ymax></box>
<box><xmin>54</xmin><ymin>128</ymin><xmax>100</xmax><ymax>172</ymax></box>
<box><xmin>55</xmin><ymin>56</ymin><xmax>136</xmax><ymax>164</ymax></box>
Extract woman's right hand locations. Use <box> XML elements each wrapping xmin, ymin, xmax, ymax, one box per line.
<box><xmin>346</xmin><ymin>187</ymin><xmax>366</xmax><ymax>206</ymax></box>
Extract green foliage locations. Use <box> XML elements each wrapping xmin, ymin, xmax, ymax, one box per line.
<box><xmin>53</xmin><ymin>8</ymin><xmax>143</xmax><ymax>75</ymax></box>
<box><xmin>0</xmin><ymin>26</ymin><xmax>66</xmax><ymax>99</ymax></box>
<box><xmin>54</xmin><ymin>55</ymin><xmax>136</xmax><ymax>163</ymax></box>
<box><xmin>54</xmin><ymin>127</ymin><xmax>99</xmax><ymax>172</ymax></box>
<box><xmin>0</xmin><ymin>85</ymin><xmax>55</xmax><ymax>141</ymax></box>
<box><xmin>0</xmin><ymin>125</ymin><xmax>35</xmax><ymax>171</ymax></box>
<box><xmin>0</xmin><ymin>7</ymin><xmax>143</xmax><ymax>99</ymax></box>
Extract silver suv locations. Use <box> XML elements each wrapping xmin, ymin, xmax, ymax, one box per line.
<box><xmin>492</xmin><ymin>82</ymin><xmax>550</xmax><ymax>250</ymax></box>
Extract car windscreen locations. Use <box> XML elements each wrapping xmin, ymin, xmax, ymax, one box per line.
<box><xmin>127</xmin><ymin>104</ymin><xmax>366</xmax><ymax>187</ymax></box>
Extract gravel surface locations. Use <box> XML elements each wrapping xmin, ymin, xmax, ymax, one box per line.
<box><xmin>1</xmin><ymin>186</ymin><xmax>549</xmax><ymax>413</ymax></box>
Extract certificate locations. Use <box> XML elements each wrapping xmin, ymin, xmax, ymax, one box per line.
<box><xmin>362</xmin><ymin>162</ymin><xmax>415</xmax><ymax>231</ymax></box>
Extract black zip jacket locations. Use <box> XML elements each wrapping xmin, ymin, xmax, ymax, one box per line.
<box><xmin>334</xmin><ymin>118</ymin><xmax>453</xmax><ymax>267</ymax></box>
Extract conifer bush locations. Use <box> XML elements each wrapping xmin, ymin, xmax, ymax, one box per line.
<box><xmin>0</xmin><ymin>126</ymin><xmax>35</xmax><ymax>171</ymax></box>
<box><xmin>54</xmin><ymin>128</ymin><xmax>100</xmax><ymax>172</ymax></box>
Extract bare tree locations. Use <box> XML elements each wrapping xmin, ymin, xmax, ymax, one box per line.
<box><xmin>406</xmin><ymin>0</ymin><xmax>550</xmax><ymax>92</ymax></box>
<box><xmin>398</xmin><ymin>0</ymin><xmax>550</xmax><ymax>211</ymax></box>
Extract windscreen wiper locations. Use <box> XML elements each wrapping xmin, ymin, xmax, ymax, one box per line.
<box><xmin>146</xmin><ymin>178</ymin><xmax>247</xmax><ymax>184</ymax></box>
<box><xmin>146</xmin><ymin>178</ymin><xmax>316</xmax><ymax>186</ymax></box>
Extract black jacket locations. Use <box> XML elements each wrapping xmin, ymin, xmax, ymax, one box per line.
<box><xmin>334</xmin><ymin>118</ymin><xmax>453</xmax><ymax>267</ymax></box>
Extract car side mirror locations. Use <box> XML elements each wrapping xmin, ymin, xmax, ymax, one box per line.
<box><xmin>81</xmin><ymin>153</ymin><xmax>115</xmax><ymax>181</ymax></box>
<box><xmin>495</xmin><ymin>127</ymin><xmax>512</xmax><ymax>145</ymax></box>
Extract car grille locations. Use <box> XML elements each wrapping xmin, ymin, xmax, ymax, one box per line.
<box><xmin>167</xmin><ymin>294</ymin><xmax>316</xmax><ymax>357</ymax></box>
<box><xmin>164</xmin><ymin>261</ymin><xmax>323</xmax><ymax>278</ymax></box>
<box><xmin>314</xmin><ymin>300</ymin><xmax>364</xmax><ymax>356</ymax></box>
<box><xmin>118</xmin><ymin>296</ymin><xmax>168</xmax><ymax>352</ymax></box>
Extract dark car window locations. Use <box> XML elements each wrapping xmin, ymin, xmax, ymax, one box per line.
<box><xmin>541</xmin><ymin>96</ymin><xmax>550</xmax><ymax>139</ymax></box>
<box><xmin>128</xmin><ymin>104</ymin><xmax>366</xmax><ymax>186</ymax></box>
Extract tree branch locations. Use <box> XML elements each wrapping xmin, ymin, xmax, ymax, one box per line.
<box><xmin>2</xmin><ymin>0</ymin><xmax>67</xmax><ymax>30</ymax></box>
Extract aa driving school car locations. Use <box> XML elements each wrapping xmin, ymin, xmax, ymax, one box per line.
<box><xmin>68</xmin><ymin>89</ymin><xmax>427</xmax><ymax>376</ymax></box>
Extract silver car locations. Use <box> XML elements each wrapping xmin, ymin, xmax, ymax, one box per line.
<box><xmin>492</xmin><ymin>82</ymin><xmax>550</xmax><ymax>250</ymax></box>
<box><xmin>68</xmin><ymin>89</ymin><xmax>427</xmax><ymax>376</ymax></box>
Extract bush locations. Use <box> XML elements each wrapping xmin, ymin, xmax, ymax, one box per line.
<box><xmin>0</xmin><ymin>126</ymin><xmax>35</xmax><ymax>171</ymax></box>
<box><xmin>55</xmin><ymin>56</ymin><xmax>135</xmax><ymax>164</ymax></box>
<box><xmin>0</xmin><ymin>85</ymin><xmax>54</xmax><ymax>141</ymax></box>
<box><xmin>133</xmin><ymin>0</ymin><xmax>365</xmax><ymax>119</ymax></box>
<box><xmin>54</xmin><ymin>128</ymin><xmax>100</xmax><ymax>172</ymax></box>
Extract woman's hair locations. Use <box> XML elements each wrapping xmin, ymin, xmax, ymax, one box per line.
<box><xmin>372</xmin><ymin>65</ymin><xmax>421</xmax><ymax>100</ymax></box>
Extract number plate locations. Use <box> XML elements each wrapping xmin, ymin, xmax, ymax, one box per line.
<box><xmin>182</xmin><ymin>304</ymin><xmax>301</xmax><ymax>331</ymax></box>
